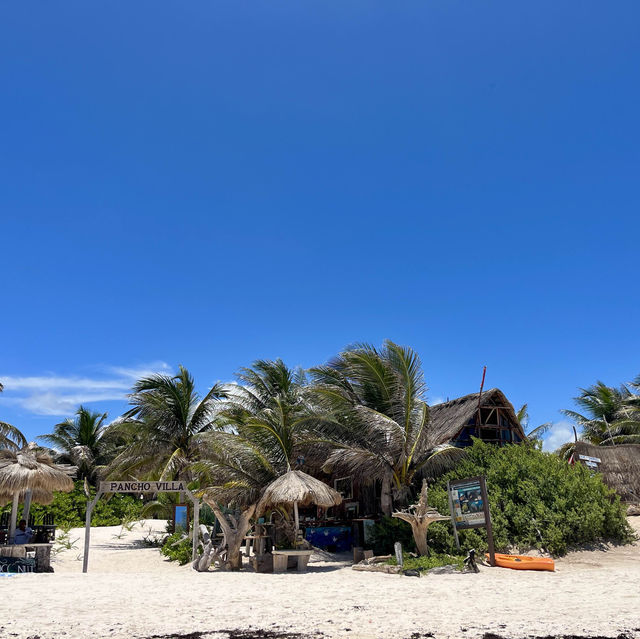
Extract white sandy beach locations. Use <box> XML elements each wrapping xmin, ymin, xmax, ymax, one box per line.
<box><xmin>1</xmin><ymin>518</ymin><xmax>639</xmax><ymax>639</ymax></box>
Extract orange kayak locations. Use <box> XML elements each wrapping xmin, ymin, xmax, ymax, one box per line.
<box><xmin>487</xmin><ymin>553</ymin><xmax>555</xmax><ymax>571</ymax></box>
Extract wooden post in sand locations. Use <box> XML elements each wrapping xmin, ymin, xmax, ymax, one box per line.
<box><xmin>83</xmin><ymin>489</ymin><xmax>103</xmax><ymax>573</ymax></box>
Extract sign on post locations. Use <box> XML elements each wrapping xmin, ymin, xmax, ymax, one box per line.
<box><xmin>99</xmin><ymin>480</ymin><xmax>187</xmax><ymax>493</ymax></box>
<box><xmin>447</xmin><ymin>476</ymin><xmax>495</xmax><ymax>566</ymax></box>
<box><xmin>84</xmin><ymin>480</ymin><xmax>199</xmax><ymax>573</ymax></box>
<box><xmin>578</xmin><ymin>455</ymin><xmax>601</xmax><ymax>470</ymax></box>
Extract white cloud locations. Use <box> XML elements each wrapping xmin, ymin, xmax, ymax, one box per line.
<box><xmin>542</xmin><ymin>420</ymin><xmax>577</xmax><ymax>452</ymax></box>
<box><xmin>0</xmin><ymin>362</ymin><xmax>172</xmax><ymax>417</ymax></box>
<box><xmin>106</xmin><ymin>361</ymin><xmax>172</xmax><ymax>380</ymax></box>
<box><xmin>0</xmin><ymin>375</ymin><xmax>129</xmax><ymax>391</ymax></box>
<box><xmin>429</xmin><ymin>396</ymin><xmax>445</xmax><ymax>406</ymax></box>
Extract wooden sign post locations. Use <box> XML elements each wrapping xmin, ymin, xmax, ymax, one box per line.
<box><xmin>447</xmin><ymin>475</ymin><xmax>495</xmax><ymax>567</ymax></box>
<box><xmin>83</xmin><ymin>481</ymin><xmax>199</xmax><ymax>573</ymax></box>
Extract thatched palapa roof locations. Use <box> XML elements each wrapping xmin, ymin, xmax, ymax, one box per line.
<box><xmin>0</xmin><ymin>447</ymin><xmax>75</xmax><ymax>495</ymax></box>
<box><xmin>0</xmin><ymin>487</ymin><xmax>55</xmax><ymax>507</ymax></box>
<box><xmin>574</xmin><ymin>442</ymin><xmax>640</xmax><ymax>503</ymax></box>
<box><xmin>427</xmin><ymin>388</ymin><xmax>525</xmax><ymax>445</ymax></box>
<box><xmin>258</xmin><ymin>470</ymin><xmax>343</xmax><ymax>511</ymax></box>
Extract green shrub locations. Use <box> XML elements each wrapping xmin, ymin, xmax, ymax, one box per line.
<box><xmin>388</xmin><ymin>552</ymin><xmax>464</xmax><ymax>572</ymax></box>
<box><xmin>160</xmin><ymin>532</ymin><xmax>193</xmax><ymax>565</ymax></box>
<box><xmin>370</xmin><ymin>516</ymin><xmax>417</xmax><ymax>555</ymax></box>
<box><xmin>424</xmin><ymin>440</ymin><xmax>634</xmax><ymax>556</ymax></box>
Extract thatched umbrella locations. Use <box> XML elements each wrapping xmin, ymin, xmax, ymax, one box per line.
<box><xmin>257</xmin><ymin>470</ymin><xmax>343</xmax><ymax>543</ymax></box>
<box><xmin>0</xmin><ymin>487</ymin><xmax>54</xmax><ymax>507</ymax></box>
<box><xmin>0</xmin><ymin>446</ymin><xmax>74</xmax><ymax>540</ymax></box>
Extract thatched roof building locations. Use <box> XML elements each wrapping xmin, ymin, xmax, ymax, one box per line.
<box><xmin>574</xmin><ymin>442</ymin><xmax>640</xmax><ymax>503</ymax></box>
<box><xmin>428</xmin><ymin>388</ymin><xmax>526</xmax><ymax>447</ymax></box>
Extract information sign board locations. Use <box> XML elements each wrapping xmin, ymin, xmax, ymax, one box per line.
<box><xmin>447</xmin><ymin>475</ymin><xmax>495</xmax><ymax>566</ymax></box>
<box><xmin>449</xmin><ymin>478</ymin><xmax>486</xmax><ymax>529</ymax></box>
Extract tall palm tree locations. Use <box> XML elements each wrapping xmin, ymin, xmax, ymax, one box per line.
<box><xmin>197</xmin><ymin>359</ymin><xmax>319</xmax><ymax>569</ymax></box>
<box><xmin>309</xmin><ymin>340</ymin><xmax>463</xmax><ymax>515</ymax></box>
<box><xmin>107</xmin><ymin>366</ymin><xmax>226</xmax><ymax>482</ymax></box>
<box><xmin>38</xmin><ymin>406</ymin><xmax>113</xmax><ymax>482</ymax></box>
<box><xmin>561</xmin><ymin>381</ymin><xmax>640</xmax><ymax>445</ymax></box>
<box><xmin>0</xmin><ymin>383</ymin><xmax>27</xmax><ymax>451</ymax></box>
<box><xmin>217</xmin><ymin>359</ymin><xmax>316</xmax><ymax>471</ymax></box>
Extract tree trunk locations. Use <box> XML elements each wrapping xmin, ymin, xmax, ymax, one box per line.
<box><xmin>381</xmin><ymin>473</ymin><xmax>393</xmax><ymax>516</ymax></box>
<box><xmin>392</xmin><ymin>480</ymin><xmax>449</xmax><ymax>557</ymax></box>
<box><xmin>410</xmin><ymin>520</ymin><xmax>430</xmax><ymax>556</ymax></box>
<box><xmin>205</xmin><ymin>500</ymin><xmax>256</xmax><ymax>571</ymax></box>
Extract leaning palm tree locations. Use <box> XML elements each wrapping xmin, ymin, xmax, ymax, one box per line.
<box><xmin>561</xmin><ymin>381</ymin><xmax>640</xmax><ymax>446</ymax></box>
<box><xmin>0</xmin><ymin>384</ymin><xmax>27</xmax><ymax>451</ymax></box>
<box><xmin>310</xmin><ymin>340</ymin><xmax>464</xmax><ymax>516</ymax></box>
<box><xmin>38</xmin><ymin>406</ymin><xmax>114</xmax><ymax>482</ymax></box>
<box><xmin>107</xmin><ymin>366</ymin><xmax>226</xmax><ymax>482</ymax></box>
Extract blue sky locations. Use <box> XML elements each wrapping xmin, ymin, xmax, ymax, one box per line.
<box><xmin>1</xmin><ymin>1</ymin><xmax>639</xmax><ymax>450</ymax></box>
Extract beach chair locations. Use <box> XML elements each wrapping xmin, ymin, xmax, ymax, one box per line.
<box><xmin>42</xmin><ymin>513</ymin><xmax>56</xmax><ymax>542</ymax></box>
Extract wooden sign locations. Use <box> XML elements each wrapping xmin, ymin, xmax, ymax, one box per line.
<box><xmin>99</xmin><ymin>480</ymin><xmax>187</xmax><ymax>493</ymax></box>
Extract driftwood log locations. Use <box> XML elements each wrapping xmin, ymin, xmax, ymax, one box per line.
<box><xmin>392</xmin><ymin>480</ymin><xmax>449</xmax><ymax>556</ymax></box>
<box><xmin>352</xmin><ymin>563</ymin><xmax>402</xmax><ymax>574</ymax></box>
<box><xmin>193</xmin><ymin>524</ymin><xmax>228</xmax><ymax>572</ymax></box>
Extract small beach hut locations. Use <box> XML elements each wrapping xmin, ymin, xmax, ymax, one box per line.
<box><xmin>257</xmin><ymin>470</ymin><xmax>343</xmax><ymax>541</ymax></box>
<box><xmin>0</xmin><ymin>446</ymin><xmax>74</xmax><ymax>541</ymax></box>
<box><xmin>427</xmin><ymin>388</ymin><xmax>526</xmax><ymax>447</ymax></box>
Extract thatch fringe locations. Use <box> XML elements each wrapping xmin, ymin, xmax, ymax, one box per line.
<box><xmin>258</xmin><ymin>470</ymin><xmax>343</xmax><ymax>512</ymax></box>
<box><xmin>574</xmin><ymin>442</ymin><xmax>640</xmax><ymax>503</ymax></box>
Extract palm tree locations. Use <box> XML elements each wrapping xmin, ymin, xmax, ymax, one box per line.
<box><xmin>107</xmin><ymin>366</ymin><xmax>226</xmax><ymax>482</ymax></box>
<box><xmin>38</xmin><ymin>406</ymin><xmax>114</xmax><ymax>482</ymax></box>
<box><xmin>516</xmin><ymin>404</ymin><xmax>552</xmax><ymax>442</ymax></box>
<box><xmin>561</xmin><ymin>381</ymin><xmax>640</xmax><ymax>445</ymax></box>
<box><xmin>618</xmin><ymin>374</ymin><xmax>640</xmax><ymax>443</ymax></box>
<box><xmin>197</xmin><ymin>359</ymin><xmax>319</xmax><ymax>569</ymax></box>
<box><xmin>0</xmin><ymin>383</ymin><xmax>27</xmax><ymax>451</ymax></box>
<box><xmin>309</xmin><ymin>340</ymin><xmax>464</xmax><ymax>516</ymax></box>
<box><xmin>217</xmin><ymin>359</ymin><xmax>317</xmax><ymax>471</ymax></box>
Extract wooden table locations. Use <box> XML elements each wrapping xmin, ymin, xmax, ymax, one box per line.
<box><xmin>243</xmin><ymin>535</ymin><xmax>271</xmax><ymax>557</ymax></box>
<box><xmin>272</xmin><ymin>549</ymin><xmax>312</xmax><ymax>573</ymax></box>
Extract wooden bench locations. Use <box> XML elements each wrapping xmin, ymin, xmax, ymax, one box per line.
<box><xmin>271</xmin><ymin>549</ymin><xmax>312</xmax><ymax>573</ymax></box>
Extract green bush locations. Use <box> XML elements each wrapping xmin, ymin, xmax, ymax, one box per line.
<box><xmin>370</xmin><ymin>516</ymin><xmax>417</xmax><ymax>555</ymax></box>
<box><xmin>1</xmin><ymin>481</ymin><xmax>144</xmax><ymax>529</ymax></box>
<box><xmin>425</xmin><ymin>440</ymin><xmax>634</xmax><ymax>556</ymax></box>
<box><xmin>160</xmin><ymin>532</ymin><xmax>193</xmax><ymax>565</ymax></box>
<box><xmin>388</xmin><ymin>552</ymin><xmax>464</xmax><ymax>572</ymax></box>
<box><xmin>371</xmin><ymin>440</ymin><xmax>633</xmax><ymax>557</ymax></box>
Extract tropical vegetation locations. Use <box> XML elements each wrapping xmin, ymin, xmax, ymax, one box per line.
<box><xmin>561</xmin><ymin>379</ymin><xmax>640</xmax><ymax>446</ymax></box>
<box><xmin>38</xmin><ymin>406</ymin><xmax>116</xmax><ymax>481</ymax></box>
<box><xmin>310</xmin><ymin>341</ymin><xmax>464</xmax><ymax>515</ymax></box>
<box><xmin>107</xmin><ymin>365</ymin><xmax>226</xmax><ymax>482</ymax></box>
<box><xmin>1</xmin><ymin>344</ymin><xmax>637</xmax><ymax>569</ymax></box>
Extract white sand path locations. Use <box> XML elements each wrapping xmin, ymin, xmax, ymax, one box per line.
<box><xmin>1</xmin><ymin>518</ymin><xmax>639</xmax><ymax>639</ymax></box>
